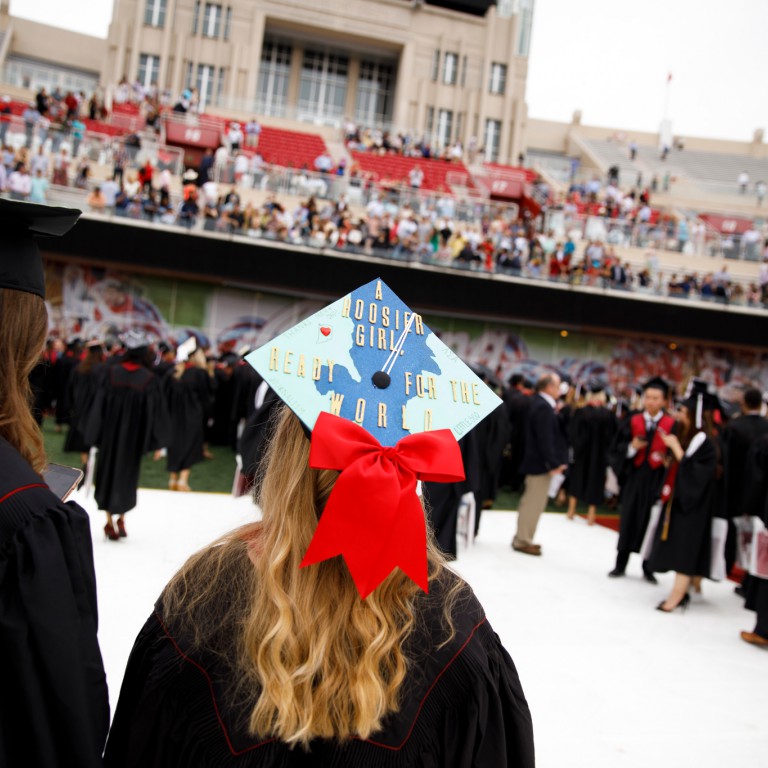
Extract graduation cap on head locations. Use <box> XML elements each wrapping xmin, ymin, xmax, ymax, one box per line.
<box><xmin>641</xmin><ymin>376</ymin><xmax>670</xmax><ymax>397</ymax></box>
<box><xmin>247</xmin><ymin>278</ymin><xmax>503</xmax><ymax>598</ymax></box>
<box><xmin>120</xmin><ymin>329</ymin><xmax>151</xmax><ymax>351</ymax></box>
<box><xmin>0</xmin><ymin>199</ymin><xmax>81</xmax><ymax>300</ymax></box>
<box><xmin>680</xmin><ymin>378</ymin><xmax>721</xmax><ymax>429</ymax></box>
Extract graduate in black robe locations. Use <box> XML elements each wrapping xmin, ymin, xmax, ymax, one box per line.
<box><xmin>500</xmin><ymin>376</ymin><xmax>532</xmax><ymax>492</ymax></box>
<box><xmin>424</xmin><ymin>429</ymin><xmax>482</xmax><ymax>558</ymax></box>
<box><xmin>104</xmin><ymin>571</ymin><xmax>533</xmax><ymax>768</ymax></box>
<box><xmin>52</xmin><ymin>338</ymin><xmax>82</xmax><ymax>429</ymax></box>
<box><xmin>84</xmin><ymin>332</ymin><xmax>170</xmax><ymax>540</ymax></box>
<box><xmin>721</xmin><ymin>388</ymin><xmax>768</xmax><ymax>576</ymax></box>
<box><xmin>650</xmin><ymin>394</ymin><xmax>719</xmax><ymax>612</ymax></box>
<box><xmin>608</xmin><ymin>377</ymin><xmax>675</xmax><ymax>582</ymax></box>
<box><xmin>566</xmin><ymin>388</ymin><xmax>618</xmax><ymax>525</ymax></box>
<box><xmin>742</xmin><ymin>432</ymin><xmax>768</xmax><ymax>645</ymax></box>
<box><xmin>163</xmin><ymin>348</ymin><xmax>215</xmax><ymax>492</ymax></box>
<box><xmin>0</xmin><ymin>198</ymin><xmax>109</xmax><ymax>767</ymax></box>
<box><xmin>0</xmin><ymin>439</ymin><xmax>110</xmax><ymax>767</ymax></box>
<box><xmin>63</xmin><ymin>340</ymin><xmax>104</xmax><ymax>466</ymax></box>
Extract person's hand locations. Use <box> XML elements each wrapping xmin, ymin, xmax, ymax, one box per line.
<box><xmin>549</xmin><ymin>464</ymin><xmax>567</xmax><ymax>476</ymax></box>
<box><xmin>630</xmin><ymin>436</ymin><xmax>648</xmax><ymax>451</ymax></box>
<box><xmin>153</xmin><ymin>449</ymin><xmax>164</xmax><ymax>461</ymax></box>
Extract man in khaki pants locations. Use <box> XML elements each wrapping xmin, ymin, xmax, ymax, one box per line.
<box><xmin>513</xmin><ymin>373</ymin><xmax>568</xmax><ymax>555</ymax></box>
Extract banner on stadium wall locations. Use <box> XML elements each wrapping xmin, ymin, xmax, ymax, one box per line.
<box><xmin>42</xmin><ymin>262</ymin><xmax>767</xmax><ymax>401</ymax></box>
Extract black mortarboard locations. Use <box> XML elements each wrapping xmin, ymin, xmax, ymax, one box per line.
<box><xmin>0</xmin><ymin>199</ymin><xmax>81</xmax><ymax>299</ymax></box>
<box><xmin>641</xmin><ymin>376</ymin><xmax>670</xmax><ymax>397</ymax></box>
<box><xmin>680</xmin><ymin>378</ymin><xmax>721</xmax><ymax>428</ymax></box>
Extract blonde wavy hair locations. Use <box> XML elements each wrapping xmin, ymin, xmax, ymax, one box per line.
<box><xmin>163</xmin><ymin>406</ymin><xmax>466</xmax><ymax>747</ymax></box>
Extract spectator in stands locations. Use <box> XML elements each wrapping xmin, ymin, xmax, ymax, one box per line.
<box><xmin>742</xmin><ymin>225</ymin><xmax>761</xmax><ymax>261</ymax></box>
<box><xmin>70</xmin><ymin>117</ymin><xmax>86</xmax><ymax>158</ymax></box>
<box><xmin>22</xmin><ymin>102</ymin><xmax>41</xmax><ymax>148</ymax></box>
<box><xmin>314</xmin><ymin>151</ymin><xmax>333</xmax><ymax>176</ymax></box>
<box><xmin>51</xmin><ymin>146</ymin><xmax>70</xmax><ymax>186</ymax></box>
<box><xmin>760</xmin><ymin>257</ymin><xmax>768</xmax><ymax>303</ymax></box>
<box><xmin>0</xmin><ymin>96</ymin><xmax>11</xmax><ymax>145</ymax></box>
<box><xmin>227</xmin><ymin>122</ymin><xmax>244</xmax><ymax>152</ymax></box>
<box><xmin>214</xmin><ymin>145</ymin><xmax>229</xmax><ymax>182</ymax></box>
<box><xmin>138</xmin><ymin>159</ymin><xmax>154</xmax><ymax>194</ymax></box>
<box><xmin>233</xmin><ymin>152</ymin><xmax>248</xmax><ymax>185</ymax></box>
<box><xmin>30</xmin><ymin>145</ymin><xmax>49</xmax><ymax>178</ymax></box>
<box><xmin>245</xmin><ymin>118</ymin><xmax>261</xmax><ymax>148</ymax></box>
<box><xmin>629</xmin><ymin>140</ymin><xmax>638</xmax><ymax>160</ymax></box>
<box><xmin>738</xmin><ymin>171</ymin><xmax>750</xmax><ymax>193</ymax></box>
<box><xmin>8</xmin><ymin>163</ymin><xmax>31</xmax><ymax>200</ymax></box>
<box><xmin>112</xmin><ymin>141</ymin><xmax>128</xmax><ymax>186</ymax></box>
<box><xmin>101</xmin><ymin>176</ymin><xmax>120</xmax><ymax>211</ymax></box>
<box><xmin>87</xmin><ymin>185</ymin><xmax>107</xmax><ymax>212</ymax></box>
<box><xmin>755</xmin><ymin>180</ymin><xmax>766</xmax><ymax>206</ymax></box>
<box><xmin>74</xmin><ymin>158</ymin><xmax>90</xmax><ymax>190</ymax></box>
<box><xmin>28</xmin><ymin>169</ymin><xmax>48</xmax><ymax>204</ymax></box>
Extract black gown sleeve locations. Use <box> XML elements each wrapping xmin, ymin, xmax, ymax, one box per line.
<box><xmin>0</xmin><ymin>493</ymin><xmax>109</xmax><ymax>768</ymax></box>
<box><xmin>674</xmin><ymin>437</ymin><xmax>717</xmax><ymax>514</ymax></box>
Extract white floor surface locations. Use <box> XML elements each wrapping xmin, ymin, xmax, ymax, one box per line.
<box><xmin>73</xmin><ymin>486</ymin><xmax>767</xmax><ymax>767</ymax></box>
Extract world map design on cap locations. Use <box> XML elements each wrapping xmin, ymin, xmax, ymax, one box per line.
<box><xmin>246</xmin><ymin>278</ymin><xmax>503</xmax><ymax>446</ymax></box>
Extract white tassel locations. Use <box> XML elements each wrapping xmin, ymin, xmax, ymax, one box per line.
<box><xmin>696</xmin><ymin>393</ymin><xmax>703</xmax><ymax>429</ymax></box>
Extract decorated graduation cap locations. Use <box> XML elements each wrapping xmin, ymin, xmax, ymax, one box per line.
<box><xmin>0</xmin><ymin>199</ymin><xmax>81</xmax><ymax>299</ymax></box>
<box><xmin>247</xmin><ymin>278</ymin><xmax>503</xmax><ymax>598</ymax></box>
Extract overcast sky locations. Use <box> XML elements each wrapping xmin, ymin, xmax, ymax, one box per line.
<box><xmin>9</xmin><ymin>0</ymin><xmax>767</xmax><ymax>142</ymax></box>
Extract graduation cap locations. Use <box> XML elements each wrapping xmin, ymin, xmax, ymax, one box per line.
<box><xmin>247</xmin><ymin>278</ymin><xmax>503</xmax><ymax>598</ymax></box>
<box><xmin>120</xmin><ymin>329</ymin><xmax>151</xmax><ymax>351</ymax></box>
<box><xmin>641</xmin><ymin>376</ymin><xmax>670</xmax><ymax>397</ymax></box>
<box><xmin>680</xmin><ymin>378</ymin><xmax>721</xmax><ymax>428</ymax></box>
<box><xmin>0</xmin><ymin>199</ymin><xmax>81</xmax><ymax>299</ymax></box>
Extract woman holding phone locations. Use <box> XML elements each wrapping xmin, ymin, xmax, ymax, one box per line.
<box><xmin>0</xmin><ymin>200</ymin><xmax>109</xmax><ymax>767</ymax></box>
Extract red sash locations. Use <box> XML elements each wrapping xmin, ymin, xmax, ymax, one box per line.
<box><xmin>630</xmin><ymin>412</ymin><xmax>674</xmax><ymax>468</ymax></box>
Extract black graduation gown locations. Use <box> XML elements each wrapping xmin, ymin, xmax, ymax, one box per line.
<box><xmin>208</xmin><ymin>365</ymin><xmax>236</xmax><ymax>446</ymax></box>
<box><xmin>475</xmin><ymin>404</ymin><xmax>511</xmax><ymax>508</ymax></box>
<box><xmin>567</xmin><ymin>405</ymin><xmax>618</xmax><ymax>506</ymax></box>
<box><xmin>52</xmin><ymin>350</ymin><xmax>80</xmax><ymax>426</ymax></box>
<box><xmin>0</xmin><ymin>437</ymin><xmax>109</xmax><ymax>768</ymax></box>
<box><xmin>501</xmin><ymin>390</ymin><xmax>530</xmax><ymax>491</ymax></box>
<box><xmin>424</xmin><ymin>430</ymin><xmax>482</xmax><ymax>557</ymax></box>
<box><xmin>745</xmin><ymin>434</ymin><xmax>768</xmax><ymax>636</ymax></box>
<box><xmin>103</xmin><ymin>570</ymin><xmax>534</xmax><ymax>768</ymax></box>
<box><xmin>63</xmin><ymin>364</ymin><xmax>101</xmax><ymax>453</ymax></box>
<box><xmin>165</xmin><ymin>367</ymin><xmax>215</xmax><ymax>473</ymax></box>
<box><xmin>649</xmin><ymin>436</ymin><xmax>717</xmax><ymax>576</ymax></box>
<box><xmin>238</xmin><ymin>387</ymin><xmax>284</xmax><ymax>478</ymax></box>
<box><xmin>613</xmin><ymin>415</ymin><xmax>670</xmax><ymax>553</ymax></box>
<box><xmin>84</xmin><ymin>362</ymin><xmax>170</xmax><ymax>515</ymax></box>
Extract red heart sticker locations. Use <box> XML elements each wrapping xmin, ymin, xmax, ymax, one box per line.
<box><xmin>320</xmin><ymin>326</ymin><xmax>331</xmax><ymax>336</ymax></box>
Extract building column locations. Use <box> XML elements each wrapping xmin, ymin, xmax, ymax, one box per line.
<box><xmin>476</xmin><ymin>6</ymin><xmax>494</xmax><ymax>150</ymax></box>
<box><xmin>227</xmin><ymin>42</ymin><xmax>240</xmax><ymax>105</ymax></box>
<box><xmin>158</xmin><ymin>0</ymin><xmax>177</xmax><ymax>89</ymax></box>
<box><xmin>244</xmin><ymin>8</ymin><xmax>266</xmax><ymax>106</ymax></box>
<box><xmin>170</xmin><ymin>32</ymin><xmax>185</xmax><ymax>96</ymax></box>
<box><xmin>128</xmin><ymin>0</ymin><xmax>144</xmax><ymax>83</ymax></box>
<box><xmin>287</xmin><ymin>44</ymin><xmax>303</xmax><ymax>119</ymax></box>
<box><xmin>392</xmin><ymin>41</ymin><xmax>414</xmax><ymax>134</ymax></box>
<box><xmin>345</xmin><ymin>57</ymin><xmax>360</xmax><ymax>124</ymax></box>
<box><xmin>112</xmin><ymin>20</ymin><xmax>129</xmax><ymax>84</ymax></box>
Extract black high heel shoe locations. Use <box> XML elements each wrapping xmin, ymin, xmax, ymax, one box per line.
<box><xmin>656</xmin><ymin>593</ymin><xmax>690</xmax><ymax>613</ymax></box>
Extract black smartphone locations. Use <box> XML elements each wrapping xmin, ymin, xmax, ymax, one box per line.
<box><xmin>43</xmin><ymin>463</ymin><xmax>84</xmax><ymax>501</ymax></box>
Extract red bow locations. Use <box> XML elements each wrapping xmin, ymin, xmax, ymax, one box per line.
<box><xmin>301</xmin><ymin>412</ymin><xmax>465</xmax><ymax>599</ymax></box>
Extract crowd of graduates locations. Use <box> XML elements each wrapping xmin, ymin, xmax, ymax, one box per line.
<box><xmin>30</xmin><ymin>330</ymin><xmax>768</xmax><ymax>644</ymax></box>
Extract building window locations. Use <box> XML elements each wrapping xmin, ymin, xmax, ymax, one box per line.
<box><xmin>517</xmin><ymin>0</ymin><xmax>534</xmax><ymax>57</ymax></box>
<box><xmin>455</xmin><ymin>112</ymin><xmax>463</xmax><ymax>144</ymax></box>
<box><xmin>436</xmin><ymin>109</ymin><xmax>453</xmax><ymax>148</ymax></box>
<box><xmin>223</xmin><ymin>6</ymin><xmax>232</xmax><ymax>41</ymax></box>
<box><xmin>425</xmin><ymin>105</ymin><xmax>434</xmax><ymax>134</ymax></box>
<box><xmin>298</xmin><ymin>49</ymin><xmax>349</xmax><ymax>124</ymax></box>
<box><xmin>460</xmin><ymin>56</ymin><xmax>467</xmax><ymax>87</ymax></box>
<box><xmin>202</xmin><ymin>3</ymin><xmax>222</xmax><ymax>38</ymax></box>
<box><xmin>144</xmin><ymin>0</ymin><xmax>167</xmax><ymax>27</ymax></box>
<box><xmin>443</xmin><ymin>52</ymin><xmax>458</xmax><ymax>86</ymax></box>
<box><xmin>355</xmin><ymin>60</ymin><xmax>394</xmax><ymax>128</ymax></box>
<box><xmin>496</xmin><ymin>0</ymin><xmax>514</xmax><ymax>18</ymax></box>
<box><xmin>217</xmin><ymin>67</ymin><xmax>226</xmax><ymax>103</ymax></box>
<box><xmin>256</xmin><ymin>40</ymin><xmax>292</xmax><ymax>117</ymax></box>
<box><xmin>484</xmin><ymin>119</ymin><xmax>501</xmax><ymax>162</ymax></box>
<box><xmin>192</xmin><ymin>1</ymin><xmax>200</xmax><ymax>34</ymax></box>
<box><xmin>490</xmin><ymin>62</ymin><xmax>507</xmax><ymax>95</ymax></box>
<box><xmin>187</xmin><ymin>63</ymin><xmax>216</xmax><ymax>110</ymax></box>
<box><xmin>137</xmin><ymin>54</ymin><xmax>160</xmax><ymax>91</ymax></box>
<box><xmin>431</xmin><ymin>50</ymin><xmax>440</xmax><ymax>82</ymax></box>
